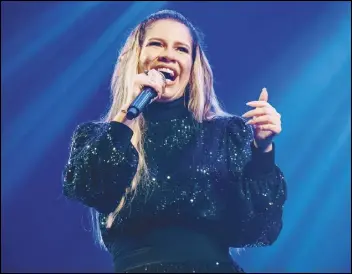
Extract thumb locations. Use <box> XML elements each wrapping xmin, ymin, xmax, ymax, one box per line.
<box><xmin>259</xmin><ymin>87</ymin><xmax>268</xmax><ymax>102</ymax></box>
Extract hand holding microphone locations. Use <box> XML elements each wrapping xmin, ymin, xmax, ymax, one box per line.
<box><xmin>127</xmin><ymin>69</ymin><xmax>167</xmax><ymax>120</ymax></box>
<box><xmin>113</xmin><ymin>69</ymin><xmax>166</xmax><ymax>127</ymax></box>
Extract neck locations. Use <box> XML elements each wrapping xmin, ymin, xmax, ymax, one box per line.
<box><xmin>154</xmin><ymin>93</ymin><xmax>184</xmax><ymax>103</ymax></box>
<box><xmin>143</xmin><ymin>94</ymin><xmax>190</xmax><ymax>122</ymax></box>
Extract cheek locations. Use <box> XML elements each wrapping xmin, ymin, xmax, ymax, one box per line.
<box><xmin>140</xmin><ymin>49</ymin><xmax>159</xmax><ymax>65</ymax></box>
<box><xmin>181</xmin><ymin>61</ymin><xmax>193</xmax><ymax>81</ymax></box>
<box><xmin>139</xmin><ymin>54</ymin><xmax>150</xmax><ymax>69</ymax></box>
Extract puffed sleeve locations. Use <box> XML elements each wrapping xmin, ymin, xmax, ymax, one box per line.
<box><xmin>62</xmin><ymin>121</ymin><xmax>139</xmax><ymax>214</ymax></box>
<box><xmin>222</xmin><ymin>115</ymin><xmax>287</xmax><ymax>248</ymax></box>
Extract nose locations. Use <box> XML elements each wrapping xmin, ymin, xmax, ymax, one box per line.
<box><xmin>158</xmin><ymin>47</ymin><xmax>176</xmax><ymax>63</ymax></box>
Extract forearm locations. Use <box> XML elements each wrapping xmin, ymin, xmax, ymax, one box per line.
<box><xmin>225</xmin><ymin>166</ymin><xmax>286</xmax><ymax>247</ymax></box>
<box><xmin>62</xmin><ymin>122</ymin><xmax>138</xmax><ymax>213</ymax></box>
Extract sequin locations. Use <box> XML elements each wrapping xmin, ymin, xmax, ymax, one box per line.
<box><xmin>62</xmin><ymin>98</ymin><xmax>287</xmax><ymax>272</ymax></box>
<box><xmin>121</xmin><ymin>261</ymin><xmax>245</xmax><ymax>273</ymax></box>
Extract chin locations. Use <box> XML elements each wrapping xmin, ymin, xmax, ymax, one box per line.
<box><xmin>157</xmin><ymin>91</ymin><xmax>184</xmax><ymax>102</ymax></box>
<box><xmin>155</xmin><ymin>96</ymin><xmax>174</xmax><ymax>103</ymax></box>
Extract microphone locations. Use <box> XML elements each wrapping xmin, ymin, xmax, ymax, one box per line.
<box><xmin>126</xmin><ymin>72</ymin><xmax>171</xmax><ymax>120</ymax></box>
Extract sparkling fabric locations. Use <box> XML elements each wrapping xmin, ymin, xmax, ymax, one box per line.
<box><xmin>63</xmin><ymin>96</ymin><xmax>287</xmax><ymax>273</ymax></box>
<box><xmin>121</xmin><ymin>261</ymin><xmax>245</xmax><ymax>273</ymax></box>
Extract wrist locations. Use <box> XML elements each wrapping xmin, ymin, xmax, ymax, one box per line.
<box><xmin>113</xmin><ymin>110</ymin><xmax>134</xmax><ymax>130</ymax></box>
<box><xmin>253</xmin><ymin>139</ymin><xmax>273</xmax><ymax>153</ymax></box>
<box><xmin>248</xmin><ymin>141</ymin><xmax>275</xmax><ymax>175</ymax></box>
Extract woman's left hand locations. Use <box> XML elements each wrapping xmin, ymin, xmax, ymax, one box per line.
<box><xmin>242</xmin><ymin>88</ymin><xmax>282</xmax><ymax>152</ymax></box>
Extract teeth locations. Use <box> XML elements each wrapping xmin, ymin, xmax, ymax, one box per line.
<box><xmin>157</xmin><ymin>67</ymin><xmax>175</xmax><ymax>77</ymax></box>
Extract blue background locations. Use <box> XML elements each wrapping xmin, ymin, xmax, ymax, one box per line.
<box><xmin>1</xmin><ymin>1</ymin><xmax>351</xmax><ymax>272</ymax></box>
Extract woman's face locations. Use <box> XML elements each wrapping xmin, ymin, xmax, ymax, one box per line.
<box><xmin>138</xmin><ymin>19</ymin><xmax>193</xmax><ymax>102</ymax></box>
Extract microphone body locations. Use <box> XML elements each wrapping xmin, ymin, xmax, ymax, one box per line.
<box><xmin>126</xmin><ymin>87</ymin><xmax>157</xmax><ymax>120</ymax></box>
<box><xmin>126</xmin><ymin>71</ymin><xmax>170</xmax><ymax>120</ymax></box>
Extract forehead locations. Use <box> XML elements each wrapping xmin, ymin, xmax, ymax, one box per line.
<box><xmin>144</xmin><ymin>19</ymin><xmax>193</xmax><ymax>46</ymax></box>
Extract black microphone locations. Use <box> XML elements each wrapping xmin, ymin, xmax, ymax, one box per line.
<box><xmin>126</xmin><ymin>72</ymin><xmax>171</xmax><ymax>120</ymax></box>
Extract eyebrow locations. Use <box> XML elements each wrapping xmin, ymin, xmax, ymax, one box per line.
<box><xmin>147</xmin><ymin>37</ymin><xmax>192</xmax><ymax>51</ymax></box>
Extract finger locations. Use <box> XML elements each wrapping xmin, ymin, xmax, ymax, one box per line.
<box><xmin>149</xmin><ymin>69</ymin><xmax>166</xmax><ymax>86</ymax></box>
<box><xmin>148</xmin><ymin>70</ymin><xmax>166</xmax><ymax>96</ymax></box>
<box><xmin>258</xmin><ymin>87</ymin><xmax>268</xmax><ymax>102</ymax></box>
<box><xmin>246</xmin><ymin>101</ymin><xmax>270</xmax><ymax>107</ymax></box>
<box><xmin>255</xmin><ymin>124</ymin><xmax>282</xmax><ymax>134</ymax></box>
<box><xmin>242</xmin><ymin>106</ymin><xmax>274</xmax><ymax>118</ymax></box>
<box><xmin>247</xmin><ymin>102</ymin><xmax>279</xmax><ymax>118</ymax></box>
<box><xmin>135</xmin><ymin>70</ymin><xmax>165</xmax><ymax>87</ymax></box>
<box><xmin>146</xmin><ymin>79</ymin><xmax>164</xmax><ymax>96</ymax></box>
<box><xmin>246</xmin><ymin>115</ymin><xmax>280</xmax><ymax>125</ymax></box>
<box><xmin>134</xmin><ymin>73</ymin><xmax>165</xmax><ymax>97</ymax></box>
<box><xmin>249</xmin><ymin>118</ymin><xmax>281</xmax><ymax>128</ymax></box>
<box><xmin>134</xmin><ymin>73</ymin><xmax>151</xmax><ymax>87</ymax></box>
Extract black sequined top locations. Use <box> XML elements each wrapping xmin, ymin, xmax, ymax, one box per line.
<box><xmin>63</xmin><ymin>96</ymin><xmax>287</xmax><ymax>272</ymax></box>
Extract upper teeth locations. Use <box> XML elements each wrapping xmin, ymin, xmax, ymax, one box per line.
<box><xmin>157</xmin><ymin>67</ymin><xmax>174</xmax><ymax>77</ymax></box>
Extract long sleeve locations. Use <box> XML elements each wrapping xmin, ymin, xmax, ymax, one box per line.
<box><xmin>223</xmin><ymin>115</ymin><xmax>287</xmax><ymax>248</ymax></box>
<box><xmin>62</xmin><ymin>121</ymin><xmax>139</xmax><ymax>214</ymax></box>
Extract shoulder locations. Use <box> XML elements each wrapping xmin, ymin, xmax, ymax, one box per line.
<box><xmin>74</xmin><ymin>121</ymin><xmax>104</xmax><ymax>133</ymax></box>
<box><xmin>71</xmin><ymin>121</ymin><xmax>111</xmax><ymax>139</ymax></box>
<box><xmin>72</xmin><ymin>120</ymin><xmax>133</xmax><ymax>141</ymax></box>
<box><xmin>205</xmin><ymin>114</ymin><xmax>249</xmax><ymax>131</ymax></box>
<box><xmin>205</xmin><ymin>115</ymin><xmax>254</xmax><ymax>144</ymax></box>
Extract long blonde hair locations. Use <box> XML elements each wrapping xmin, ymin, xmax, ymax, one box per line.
<box><xmin>92</xmin><ymin>9</ymin><xmax>231</xmax><ymax>249</ymax></box>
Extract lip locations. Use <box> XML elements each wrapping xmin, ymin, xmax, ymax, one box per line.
<box><xmin>164</xmin><ymin>76</ymin><xmax>177</xmax><ymax>86</ymax></box>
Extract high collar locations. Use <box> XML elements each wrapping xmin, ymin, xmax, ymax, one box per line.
<box><xmin>143</xmin><ymin>95</ymin><xmax>190</xmax><ymax>122</ymax></box>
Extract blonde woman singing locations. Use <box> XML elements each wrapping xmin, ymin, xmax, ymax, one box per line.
<box><xmin>63</xmin><ymin>9</ymin><xmax>287</xmax><ymax>273</ymax></box>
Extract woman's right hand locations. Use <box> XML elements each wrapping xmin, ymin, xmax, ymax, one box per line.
<box><xmin>113</xmin><ymin>69</ymin><xmax>166</xmax><ymax>129</ymax></box>
<box><xmin>132</xmin><ymin>69</ymin><xmax>166</xmax><ymax>101</ymax></box>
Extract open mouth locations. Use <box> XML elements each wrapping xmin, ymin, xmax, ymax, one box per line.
<box><xmin>155</xmin><ymin>67</ymin><xmax>178</xmax><ymax>83</ymax></box>
<box><xmin>160</xmin><ymin>71</ymin><xmax>176</xmax><ymax>81</ymax></box>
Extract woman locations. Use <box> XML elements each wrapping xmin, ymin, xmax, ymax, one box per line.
<box><xmin>63</xmin><ymin>9</ymin><xmax>287</xmax><ymax>273</ymax></box>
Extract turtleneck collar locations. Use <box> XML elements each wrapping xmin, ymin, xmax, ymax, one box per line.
<box><xmin>143</xmin><ymin>94</ymin><xmax>190</xmax><ymax>122</ymax></box>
